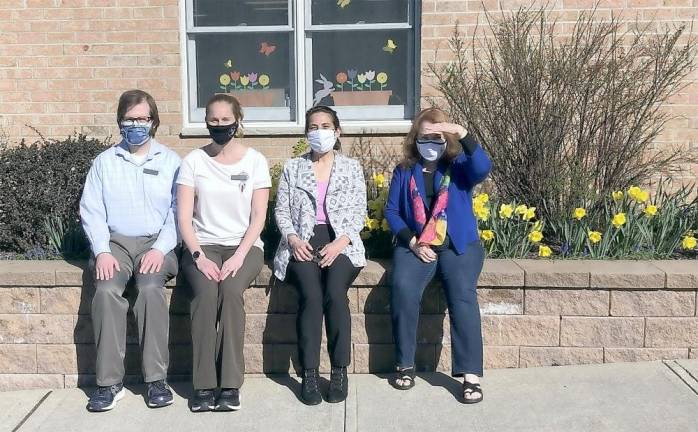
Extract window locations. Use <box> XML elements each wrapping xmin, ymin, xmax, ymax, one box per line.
<box><xmin>184</xmin><ymin>0</ymin><xmax>419</xmax><ymax>127</ymax></box>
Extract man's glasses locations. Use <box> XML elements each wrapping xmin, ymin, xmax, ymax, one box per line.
<box><xmin>121</xmin><ymin>117</ymin><xmax>152</xmax><ymax>127</ymax></box>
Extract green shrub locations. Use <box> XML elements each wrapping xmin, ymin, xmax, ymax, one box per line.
<box><xmin>0</xmin><ymin>133</ymin><xmax>110</xmax><ymax>257</ymax></box>
<box><xmin>430</xmin><ymin>6</ymin><xmax>697</xmax><ymax>224</ymax></box>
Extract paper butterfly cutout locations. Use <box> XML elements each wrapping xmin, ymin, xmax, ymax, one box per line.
<box><xmin>259</xmin><ymin>42</ymin><xmax>276</xmax><ymax>56</ymax></box>
<box><xmin>337</xmin><ymin>0</ymin><xmax>351</xmax><ymax>8</ymax></box>
<box><xmin>383</xmin><ymin>39</ymin><xmax>397</xmax><ymax>54</ymax></box>
<box><xmin>224</xmin><ymin>59</ymin><xmax>232</xmax><ymax>68</ymax></box>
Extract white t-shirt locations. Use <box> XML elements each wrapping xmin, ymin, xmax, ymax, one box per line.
<box><xmin>176</xmin><ymin>147</ymin><xmax>272</xmax><ymax>248</ymax></box>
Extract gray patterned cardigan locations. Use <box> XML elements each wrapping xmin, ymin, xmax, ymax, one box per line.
<box><xmin>273</xmin><ymin>151</ymin><xmax>367</xmax><ymax>281</ymax></box>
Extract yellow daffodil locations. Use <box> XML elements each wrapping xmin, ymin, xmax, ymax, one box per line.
<box><xmin>372</xmin><ymin>173</ymin><xmax>386</xmax><ymax>188</ymax></box>
<box><xmin>538</xmin><ymin>245</ymin><xmax>552</xmax><ymax>257</ymax></box>
<box><xmin>612</xmin><ymin>191</ymin><xmax>624</xmax><ymax>201</ymax></box>
<box><xmin>528</xmin><ymin>230</ymin><xmax>543</xmax><ymax>243</ymax></box>
<box><xmin>612</xmin><ymin>212</ymin><xmax>626</xmax><ymax>229</ymax></box>
<box><xmin>480</xmin><ymin>230</ymin><xmax>495</xmax><ymax>242</ymax></box>
<box><xmin>523</xmin><ymin>207</ymin><xmax>536</xmax><ymax>221</ymax></box>
<box><xmin>573</xmin><ymin>207</ymin><xmax>587</xmax><ymax>221</ymax></box>
<box><xmin>515</xmin><ymin>204</ymin><xmax>528</xmax><ymax>215</ymax></box>
<box><xmin>532</xmin><ymin>220</ymin><xmax>543</xmax><ymax>232</ymax></box>
<box><xmin>376</xmin><ymin>72</ymin><xmax>388</xmax><ymax>84</ymax></box>
<box><xmin>682</xmin><ymin>235</ymin><xmax>697</xmax><ymax>250</ymax></box>
<box><xmin>475</xmin><ymin>206</ymin><xmax>490</xmax><ymax>221</ymax></box>
<box><xmin>258</xmin><ymin>74</ymin><xmax>270</xmax><ymax>87</ymax></box>
<box><xmin>588</xmin><ymin>231</ymin><xmax>602</xmax><ymax>244</ymax></box>
<box><xmin>381</xmin><ymin>218</ymin><xmax>390</xmax><ymax>232</ymax></box>
<box><xmin>644</xmin><ymin>204</ymin><xmax>658</xmax><ymax>217</ymax></box>
<box><xmin>628</xmin><ymin>186</ymin><xmax>649</xmax><ymax>203</ymax></box>
<box><xmin>219</xmin><ymin>74</ymin><xmax>231</xmax><ymax>86</ymax></box>
<box><xmin>499</xmin><ymin>204</ymin><xmax>514</xmax><ymax>219</ymax></box>
<box><xmin>365</xmin><ymin>217</ymin><xmax>379</xmax><ymax>231</ymax></box>
<box><xmin>474</xmin><ymin>193</ymin><xmax>489</xmax><ymax>204</ymax></box>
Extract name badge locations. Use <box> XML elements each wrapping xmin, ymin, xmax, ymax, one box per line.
<box><xmin>231</xmin><ymin>172</ymin><xmax>249</xmax><ymax>192</ymax></box>
<box><xmin>143</xmin><ymin>168</ymin><xmax>159</xmax><ymax>176</ymax></box>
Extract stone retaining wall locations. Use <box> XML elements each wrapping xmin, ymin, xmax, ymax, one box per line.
<box><xmin>1</xmin><ymin>259</ymin><xmax>697</xmax><ymax>391</ymax></box>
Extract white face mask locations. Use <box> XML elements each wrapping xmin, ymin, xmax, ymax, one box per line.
<box><xmin>307</xmin><ymin>129</ymin><xmax>336</xmax><ymax>154</ymax></box>
<box><xmin>416</xmin><ymin>138</ymin><xmax>446</xmax><ymax>161</ymax></box>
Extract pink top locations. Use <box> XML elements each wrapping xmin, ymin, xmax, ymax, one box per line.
<box><xmin>316</xmin><ymin>181</ymin><xmax>329</xmax><ymax>224</ymax></box>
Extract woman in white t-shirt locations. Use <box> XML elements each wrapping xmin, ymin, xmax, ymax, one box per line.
<box><xmin>176</xmin><ymin>94</ymin><xmax>271</xmax><ymax>412</ymax></box>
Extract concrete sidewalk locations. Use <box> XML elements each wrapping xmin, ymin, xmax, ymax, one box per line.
<box><xmin>2</xmin><ymin>360</ymin><xmax>697</xmax><ymax>432</ymax></box>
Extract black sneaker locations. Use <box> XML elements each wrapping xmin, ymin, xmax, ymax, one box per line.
<box><xmin>147</xmin><ymin>380</ymin><xmax>173</xmax><ymax>408</ymax></box>
<box><xmin>87</xmin><ymin>383</ymin><xmax>125</xmax><ymax>412</ymax></box>
<box><xmin>301</xmin><ymin>369</ymin><xmax>322</xmax><ymax>405</ymax></box>
<box><xmin>327</xmin><ymin>366</ymin><xmax>348</xmax><ymax>403</ymax></box>
<box><xmin>214</xmin><ymin>388</ymin><xmax>241</xmax><ymax>411</ymax></box>
<box><xmin>190</xmin><ymin>389</ymin><xmax>215</xmax><ymax>412</ymax></box>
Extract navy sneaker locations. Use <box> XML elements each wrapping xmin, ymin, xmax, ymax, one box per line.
<box><xmin>214</xmin><ymin>388</ymin><xmax>241</xmax><ymax>411</ymax></box>
<box><xmin>147</xmin><ymin>380</ymin><xmax>174</xmax><ymax>408</ymax></box>
<box><xmin>190</xmin><ymin>389</ymin><xmax>215</xmax><ymax>412</ymax></box>
<box><xmin>87</xmin><ymin>383</ymin><xmax>125</xmax><ymax>412</ymax></box>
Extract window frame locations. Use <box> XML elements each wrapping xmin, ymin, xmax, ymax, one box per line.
<box><xmin>180</xmin><ymin>0</ymin><xmax>421</xmax><ymax>135</ymax></box>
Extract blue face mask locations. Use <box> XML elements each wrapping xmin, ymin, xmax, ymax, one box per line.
<box><xmin>120</xmin><ymin>124</ymin><xmax>152</xmax><ymax>146</ymax></box>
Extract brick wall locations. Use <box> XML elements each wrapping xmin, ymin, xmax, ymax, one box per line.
<box><xmin>1</xmin><ymin>259</ymin><xmax>697</xmax><ymax>391</ymax></box>
<box><xmin>0</xmin><ymin>1</ymin><xmax>697</xmax><ymax>177</ymax></box>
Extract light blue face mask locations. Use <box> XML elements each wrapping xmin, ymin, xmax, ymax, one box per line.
<box><xmin>120</xmin><ymin>124</ymin><xmax>152</xmax><ymax>146</ymax></box>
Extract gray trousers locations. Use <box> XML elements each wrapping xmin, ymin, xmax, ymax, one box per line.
<box><xmin>181</xmin><ymin>245</ymin><xmax>263</xmax><ymax>390</ymax></box>
<box><xmin>90</xmin><ymin>233</ymin><xmax>178</xmax><ymax>386</ymax></box>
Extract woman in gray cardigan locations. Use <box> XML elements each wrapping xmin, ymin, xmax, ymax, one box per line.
<box><xmin>274</xmin><ymin>106</ymin><xmax>366</xmax><ymax>405</ymax></box>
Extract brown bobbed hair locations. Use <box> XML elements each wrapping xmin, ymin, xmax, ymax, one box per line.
<box><xmin>116</xmin><ymin>89</ymin><xmax>160</xmax><ymax>137</ymax></box>
<box><xmin>400</xmin><ymin>107</ymin><xmax>462</xmax><ymax>168</ymax></box>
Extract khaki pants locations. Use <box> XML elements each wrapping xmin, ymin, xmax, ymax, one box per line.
<box><xmin>90</xmin><ymin>233</ymin><xmax>178</xmax><ymax>386</ymax></box>
<box><xmin>181</xmin><ymin>245</ymin><xmax>263</xmax><ymax>390</ymax></box>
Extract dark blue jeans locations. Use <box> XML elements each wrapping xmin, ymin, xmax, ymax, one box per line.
<box><xmin>390</xmin><ymin>241</ymin><xmax>485</xmax><ymax>376</ymax></box>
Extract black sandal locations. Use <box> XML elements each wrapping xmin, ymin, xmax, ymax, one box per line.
<box><xmin>392</xmin><ymin>367</ymin><xmax>416</xmax><ymax>390</ymax></box>
<box><xmin>462</xmin><ymin>381</ymin><xmax>483</xmax><ymax>404</ymax></box>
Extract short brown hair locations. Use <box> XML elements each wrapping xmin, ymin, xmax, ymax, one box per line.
<box><xmin>116</xmin><ymin>89</ymin><xmax>160</xmax><ymax>137</ymax></box>
<box><xmin>400</xmin><ymin>107</ymin><xmax>462</xmax><ymax>168</ymax></box>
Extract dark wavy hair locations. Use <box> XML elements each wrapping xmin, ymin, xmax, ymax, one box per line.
<box><xmin>400</xmin><ymin>107</ymin><xmax>462</xmax><ymax>168</ymax></box>
<box><xmin>305</xmin><ymin>105</ymin><xmax>342</xmax><ymax>151</ymax></box>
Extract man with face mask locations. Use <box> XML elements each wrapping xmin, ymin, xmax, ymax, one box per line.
<box><xmin>80</xmin><ymin>89</ymin><xmax>181</xmax><ymax>412</ymax></box>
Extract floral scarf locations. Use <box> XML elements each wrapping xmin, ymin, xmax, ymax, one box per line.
<box><xmin>409</xmin><ymin>168</ymin><xmax>450</xmax><ymax>246</ymax></box>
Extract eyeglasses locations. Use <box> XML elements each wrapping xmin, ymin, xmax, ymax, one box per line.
<box><xmin>308</xmin><ymin>125</ymin><xmax>335</xmax><ymax>131</ymax></box>
<box><xmin>121</xmin><ymin>117</ymin><xmax>152</xmax><ymax>127</ymax></box>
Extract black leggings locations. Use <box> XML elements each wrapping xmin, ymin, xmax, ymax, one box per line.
<box><xmin>287</xmin><ymin>225</ymin><xmax>361</xmax><ymax>370</ymax></box>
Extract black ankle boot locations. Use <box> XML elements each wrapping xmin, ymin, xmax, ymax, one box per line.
<box><xmin>327</xmin><ymin>366</ymin><xmax>348</xmax><ymax>403</ymax></box>
<box><xmin>301</xmin><ymin>369</ymin><xmax>322</xmax><ymax>405</ymax></box>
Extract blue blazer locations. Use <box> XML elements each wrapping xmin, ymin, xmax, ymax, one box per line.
<box><xmin>384</xmin><ymin>134</ymin><xmax>492</xmax><ymax>254</ymax></box>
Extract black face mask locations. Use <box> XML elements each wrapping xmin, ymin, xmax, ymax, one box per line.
<box><xmin>207</xmin><ymin>122</ymin><xmax>238</xmax><ymax>145</ymax></box>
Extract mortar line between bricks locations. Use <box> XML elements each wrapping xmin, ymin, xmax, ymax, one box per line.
<box><xmin>662</xmin><ymin>360</ymin><xmax>698</xmax><ymax>396</ymax></box>
<box><xmin>12</xmin><ymin>390</ymin><xmax>52</xmax><ymax>432</ymax></box>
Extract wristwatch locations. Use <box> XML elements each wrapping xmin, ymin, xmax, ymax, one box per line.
<box><xmin>192</xmin><ymin>250</ymin><xmax>202</xmax><ymax>261</ymax></box>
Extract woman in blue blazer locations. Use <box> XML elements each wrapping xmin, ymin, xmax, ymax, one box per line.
<box><xmin>384</xmin><ymin>107</ymin><xmax>492</xmax><ymax>403</ymax></box>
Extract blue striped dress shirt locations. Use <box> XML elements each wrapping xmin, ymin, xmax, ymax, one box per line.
<box><xmin>79</xmin><ymin>139</ymin><xmax>181</xmax><ymax>256</ymax></box>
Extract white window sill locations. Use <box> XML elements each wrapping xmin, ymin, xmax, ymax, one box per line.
<box><xmin>180</xmin><ymin>120</ymin><xmax>413</xmax><ymax>137</ymax></box>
